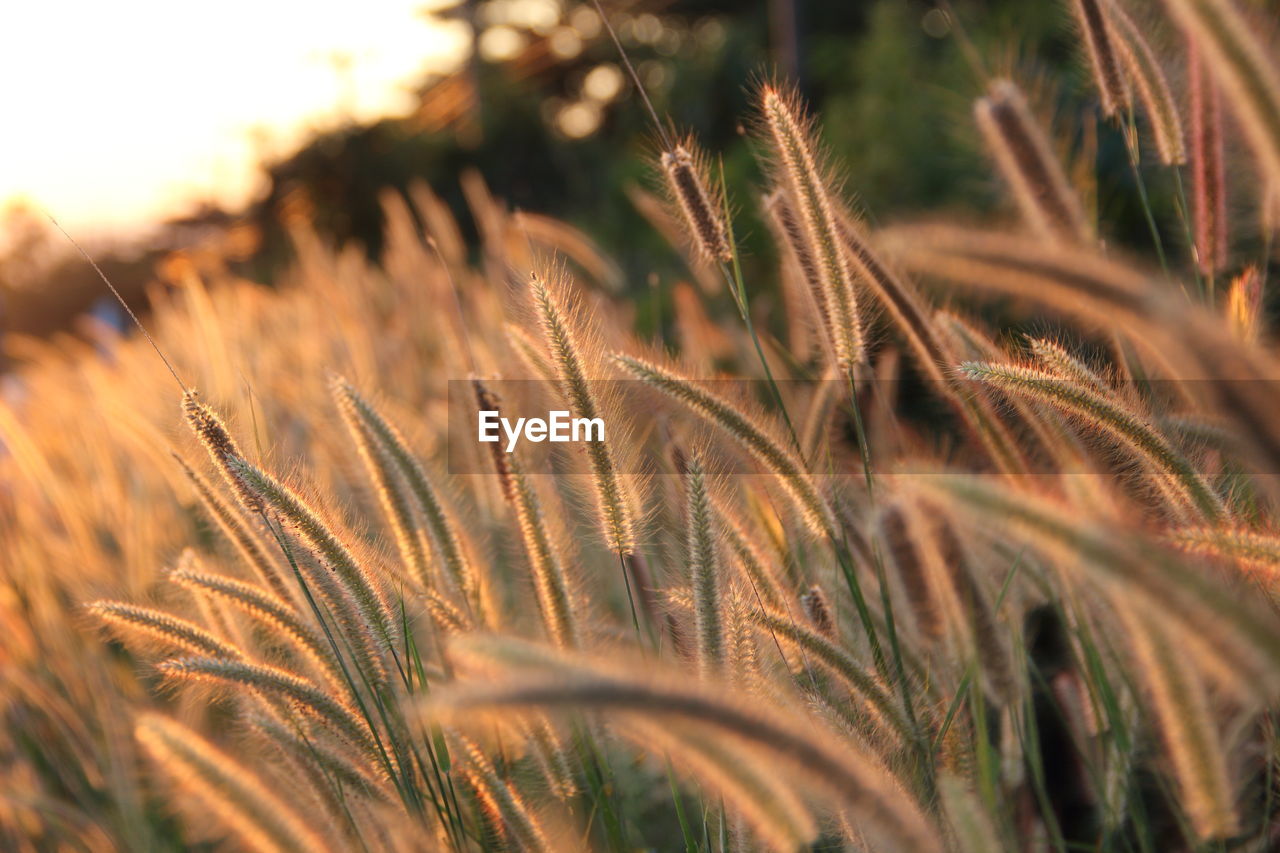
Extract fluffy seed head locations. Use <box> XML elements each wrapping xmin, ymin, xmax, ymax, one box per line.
<box><xmin>660</xmin><ymin>144</ymin><xmax>732</xmax><ymax>263</ymax></box>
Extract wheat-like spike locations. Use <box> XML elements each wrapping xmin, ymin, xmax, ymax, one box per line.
<box><xmin>453</xmin><ymin>734</ymin><xmax>555</xmax><ymax>853</ymax></box>
<box><xmin>334</xmin><ymin>378</ymin><xmax>481</xmax><ymax>619</ymax></box>
<box><xmin>712</xmin><ymin>493</ymin><xmax>789</xmax><ymax>611</ymax></box>
<box><xmin>135</xmin><ymin>714</ymin><xmax>330</xmax><ymax>853</ymax></box>
<box><xmin>1069</xmin><ymin>0</ymin><xmax>1130</xmax><ymax>117</ymax></box>
<box><xmin>525</xmin><ymin>715</ymin><xmax>579</xmax><ymax>801</ymax></box>
<box><xmin>530</xmin><ymin>268</ymin><xmax>636</xmax><ymax>555</ymax></box>
<box><xmin>613</xmin><ymin>354</ymin><xmax>834</xmax><ymax>536</ymax></box>
<box><xmin>1188</xmin><ymin>43</ymin><xmax>1230</xmax><ymax>276</ymax></box>
<box><xmin>182</xmin><ymin>390</ymin><xmax>263</xmax><ymax>513</ymax></box>
<box><xmin>169</xmin><ymin>564</ymin><xmax>343</xmax><ymax>689</ymax></box>
<box><xmin>431</xmin><ymin>638</ymin><xmax>942</xmax><ymax>853</ymax></box>
<box><xmin>423</xmin><ymin>586</ymin><xmax>471</xmax><ymax>635</ymax></box>
<box><xmin>330</xmin><ymin>377</ymin><xmax>430</xmax><ymax>590</ymax></box>
<box><xmin>472</xmin><ymin>378</ymin><xmax>579</xmax><ymax>649</ymax></box>
<box><xmin>835</xmin><ymin>210</ymin><xmax>951</xmax><ymax>387</ymax></box>
<box><xmin>746</xmin><ymin>609</ymin><xmax>911</xmax><ymax>743</ymax></box>
<box><xmin>1110</xmin><ymin>2</ymin><xmax>1187</xmax><ymax>163</ymax></box>
<box><xmin>974</xmin><ymin>79</ymin><xmax>1092</xmax><ymax>243</ymax></box>
<box><xmin>229</xmin><ymin>458</ymin><xmax>396</xmax><ymax>684</ymax></box>
<box><xmin>960</xmin><ymin>361</ymin><xmax>1225</xmax><ymax>521</ymax></box>
<box><xmin>173</xmin><ymin>453</ymin><xmax>295</xmax><ymax>604</ymax></box>
<box><xmin>1027</xmin><ymin>337</ymin><xmax>1112</xmax><ymax>394</ymax></box>
<box><xmin>763</xmin><ymin>189</ymin><xmax>833</xmax><ymax>351</ymax></box>
<box><xmin>684</xmin><ymin>455</ymin><xmax>724</xmax><ymax>677</ymax></box>
<box><xmin>1117</xmin><ymin>607</ymin><xmax>1239</xmax><ymax>839</ymax></box>
<box><xmin>926</xmin><ymin>511</ymin><xmax>1017</xmax><ymax>701</ymax></box>
<box><xmin>248</xmin><ymin>712</ymin><xmax>389</xmax><ymax>801</ymax></box>
<box><xmin>1168</xmin><ymin>525</ymin><xmax>1280</xmax><ymax>581</ymax></box>
<box><xmin>760</xmin><ymin>86</ymin><xmax>863</xmax><ymax>368</ymax></box>
<box><xmin>158</xmin><ymin>657</ymin><xmax>379</xmax><ymax>758</ymax></box>
<box><xmin>879</xmin><ymin>502</ymin><xmax>944</xmax><ymax>642</ymax></box>
<box><xmin>89</xmin><ymin>600</ymin><xmax>246</xmax><ymax>660</ymax></box>
<box><xmin>661</xmin><ymin>144</ymin><xmax>733</xmax><ymax>263</ymax></box>
<box><xmin>619</xmin><ymin>717</ymin><xmax>819</xmax><ymax>851</ymax></box>
<box><xmin>799</xmin><ymin>585</ymin><xmax>834</xmax><ymax>638</ymax></box>
<box><xmin>1165</xmin><ymin>0</ymin><xmax>1280</xmax><ymax>189</ymax></box>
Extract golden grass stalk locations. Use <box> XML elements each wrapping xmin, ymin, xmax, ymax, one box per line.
<box><xmin>1110</xmin><ymin>2</ymin><xmax>1187</xmax><ymax>163</ymax></box>
<box><xmin>1027</xmin><ymin>336</ymin><xmax>1111</xmax><ymax>394</ymax></box>
<box><xmin>1069</xmin><ymin>0</ymin><xmax>1129</xmax><ymax>117</ymax></box>
<box><xmin>454</xmin><ymin>734</ymin><xmax>555</xmax><ymax>853</ymax></box>
<box><xmin>88</xmin><ymin>601</ymin><xmax>246</xmax><ymax>660</ymax></box>
<box><xmin>229</xmin><ymin>458</ymin><xmax>396</xmax><ymax>684</ymax></box>
<box><xmin>763</xmin><ymin>190</ymin><xmax>832</xmax><ymax>351</ymax></box>
<box><xmin>1165</xmin><ymin>0</ymin><xmax>1280</xmax><ymax>188</ymax></box>
<box><xmin>431</xmin><ymin>636</ymin><xmax>942</xmax><ymax>853</ymax></box>
<box><xmin>1168</xmin><ymin>525</ymin><xmax>1280</xmax><ymax>583</ymax></box>
<box><xmin>684</xmin><ymin>454</ymin><xmax>724</xmax><ymax>677</ymax></box>
<box><xmin>505</xmin><ymin>322</ymin><xmax>558</xmax><ymax>382</ymax></box>
<box><xmin>1117</xmin><ymin>606</ymin><xmax>1239</xmax><ymax>839</ymax></box>
<box><xmin>620</xmin><ymin>717</ymin><xmax>819</xmax><ymax>852</ymax></box>
<box><xmin>169</xmin><ymin>562</ymin><xmax>343</xmax><ymax>689</ymax></box>
<box><xmin>135</xmin><ymin>714</ymin><xmax>329</xmax><ymax>853</ymax></box>
<box><xmin>959</xmin><ymin>360</ymin><xmax>1225</xmax><ymax>520</ymax></box>
<box><xmin>612</xmin><ymin>354</ymin><xmax>834</xmax><ymax>536</ymax></box>
<box><xmin>530</xmin><ymin>268</ymin><xmax>636</xmax><ymax>555</ymax></box>
<box><xmin>799</xmin><ymin>585</ymin><xmax>834</xmax><ymax>638</ymax></box>
<box><xmin>747</xmin><ymin>608</ymin><xmax>911</xmax><ymax>744</ymax></box>
<box><xmin>182</xmin><ymin>390</ymin><xmax>263</xmax><ymax>513</ymax></box>
<box><xmin>879</xmin><ymin>503</ymin><xmax>944</xmax><ymax>642</ymax></box>
<box><xmin>526</xmin><ymin>716</ymin><xmax>578</xmax><ymax>801</ymax></box>
<box><xmin>330</xmin><ymin>377</ymin><xmax>430</xmax><ymax>589</ymax></box>
<box><xmin>1188</xmin><ymin>43</ymin><xmax>1229</xmax><ymax>276</ymax></box>
<box><xmin>760</xmin><ymin>86</ymin><xmax>863</xmax><ymax>368</ymax></box>
<box><xmin>331</xmin><ymin>378</ymin><xmax>481</xmax><ymax>621</ymax></box>
<box><xmin>973</xmin><ymin>80</ymin><xmax>1092</xmax><ymax>243</ymax></box>
<box><xmin>472</xmin><ymin>378</ymin><xmax>579</xmax><ymax>649</ymax></box>
<box><xmin>173</xmin><ymin>453</ymin><xmax>294</xmax><ymax>604</ymax></box>
<box><xmin>158</xmin><ymin>657</ymin><xmax>378</xmax><ymax>758</ymax></box>
<box><xmin>248</xmin><ymin>712</ymin><xmax>389</xmax><ymax>801</ymax></box>
<box><xmin>712</xmin><ymin>493</ymin><xmax>789</xmax><ymax>611</ymax></box>
<box><xmin>660</xmin><ymin>144</ymin><xmax>732</xmax><ymax>263</ymax></box>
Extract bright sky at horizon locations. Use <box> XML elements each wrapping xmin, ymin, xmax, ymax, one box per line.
<box><xmin>0</xmin><ymin>0</ymin><xmax>470</xmax><ymax>242</ymax></box>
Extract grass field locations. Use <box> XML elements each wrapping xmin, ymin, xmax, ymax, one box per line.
<box><xmin>4</xmin><ymin>0</ymin><xmax>1280</xmax><ymax>850</ymax></box>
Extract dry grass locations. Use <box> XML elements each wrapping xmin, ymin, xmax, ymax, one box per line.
<box><xmin>4</xmin><ymin>2</ymin><xmax>1280</xmax><ymax>850</ymax></box>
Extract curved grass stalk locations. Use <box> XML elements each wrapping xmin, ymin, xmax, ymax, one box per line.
<box><xmin>759</xmin><ymin>86</ymin><xmax>862</xmax><ymax>368</ymax></box>
<box><xmin>1165</xmin><ymin>0</ymin><xmax>1280</xmax><ymax>188</ymax></box>
<box><xmin>135</xmin><ymin>714</ymin><xmax>329</xmax><ymax>853</ymax></box>
<box><xmin>173</xmin><ymin>453</ymin><xmax>295</xmax><ymax>605</ymax></box>
<box><xmin>453</xmin><ymin>734</ymin><xmax>555</xmax><ymax>853</ymax></box>
<box><xmin>1110</xmin><ymin>2</ymin><xmax>1186</xmax><ymax>164</ymax></box>
<box><xmin>229</xmin><ymin>458</ymin><xmax>397</xmax><ymax>686</ymax></box>
<box><xmin>169</xmin><ymin>564</ymin><xmax>344</xmax><ymax>689</ymax></box>
<box><xmin>429</xmin><ymin>636</ymin><xmax>942</xmax><ymax>853</ymax></box>
<box><xmin>158</xmin><ymin>657</ymin><xmax>379</xmax><ymax>759</ymax></box>
<box><xmin>331</xmin><ymin>377</ymin><xmax>482</xmax><ymax>622</ymax></box>
<box><xmin>960</xmin><ymin>361</ymin><xmax>1224</xmax><ymax>521</ymax></box>
<box><xmin>973</xmin><ymin>80</ymin><xmax>1091</xmax><ymax>243</ymax></box>
<box><xmin>330</xmin><ymin>377</ymin><xmax>430</xmax><ymax>590</ymax></box>
<box><xmin>613</xmin><ymin>354</ymin><xmax>833</xmax><ymax>536</ymax></box>
<box><xmin>88</xmin><ymin>601</ymin><xmax>246</xmax><ymax>660</ymax></box>
<box><xmin>684</xmin><ymin>455</ymin><xmax>723</xmax><ymax>677</ymax></box>
<box><xmin>472</xmin><ymin>379</ymin><xmax>579</xmax><ymax>649</ymax></box>
<box><xmin>1117</xmin><ymin>607</ymin><xmax>1238</xmax><ymax>839</ymax></box>
<box><xmin>530</xmin><ymin>268</ymin><xmax>635</xmax><ymax>555</ymax></box>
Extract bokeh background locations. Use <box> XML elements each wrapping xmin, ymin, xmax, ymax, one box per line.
<box><xmin>0</xmin><ymin>0</ymin><xmax>1178</xmax><ymax>354</ymax></box>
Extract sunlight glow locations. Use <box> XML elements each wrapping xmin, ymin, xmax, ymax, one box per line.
<box><xmin>0</xmin><ymin>0</ymin><xmax>470</xmax><ymax>239</ymax></box>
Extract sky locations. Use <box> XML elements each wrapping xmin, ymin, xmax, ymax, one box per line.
<box><xmin>0</xmin><ymin>0</ymin><xmax>471</xmax><ymax>241</ymax></box>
